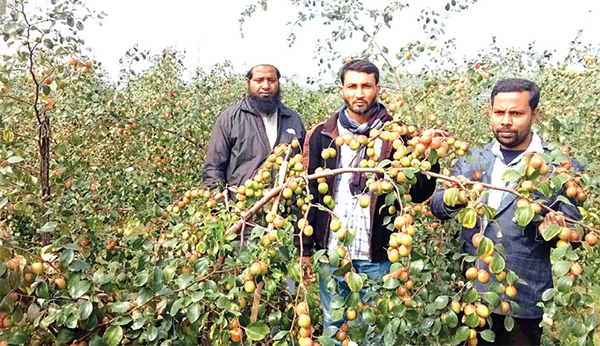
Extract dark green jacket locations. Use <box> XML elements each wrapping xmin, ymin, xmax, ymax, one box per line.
<box><xmin>203</xmin><ymin>98</ymin><xmax>306</xmax><ymax>187</ymax></box>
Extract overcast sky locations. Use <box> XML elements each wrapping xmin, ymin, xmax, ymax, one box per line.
<box><xmin>80</xmin><ymin>0</ymin><xmax>600</xmax><ymax>83</ymax></box>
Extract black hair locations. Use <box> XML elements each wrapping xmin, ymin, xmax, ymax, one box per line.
<box><xmin>246</xmin><ymin>64</ymin><xmax>281</xmax><ymax>80</ymax></box>
<box><xmin>491</xmin><ymin>78</ymin><xmax>540</xmax><ymax>110</ymax></box>
<box><xmin>339</xmin><ymin>59</ymin><xmax>379</xmax><ymax>85</ymax></box>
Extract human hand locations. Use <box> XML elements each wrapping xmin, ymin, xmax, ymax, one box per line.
<box><xmin>299</xmin><ymin>256</ymin><xmax>313</xmax><ymax>285</ymax></box>
<box><xmin>443</xmin><ymin>175</ymin><xmax>469</xmax><ymax>190</ymax></box>
<box><xmin>538</xmin><ymin>210</ymin><xmax>566</xmax><ymax>233</ymax></box>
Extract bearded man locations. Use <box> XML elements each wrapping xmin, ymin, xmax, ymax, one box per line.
<box><xmin>297</xmin><ymin>59</ymin><xmax>438</xmax><ymax>344</ymax></box>
<box><xmin>203</xmin><ymin>64</ymin><xmax>306</xmax><ymax>187</ymax></box>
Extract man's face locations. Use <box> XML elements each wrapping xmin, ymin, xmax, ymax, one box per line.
<box><xmin>489</xmin><ymin>91</ymin><xmax>539</xmax><ymax>150</ymax></box>
<box><xmin>340</xmin><ymin>70</ymin><xmax>380</xmax><ymax>118</ymax></box>
<box><xmin>247</xmin><ymin>66</ymin><xmax>280</xmax><ymax>99</ymax></box>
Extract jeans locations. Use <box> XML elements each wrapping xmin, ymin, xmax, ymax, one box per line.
<box><xmin>319</xmin><ymin>260</ymin><xmax>392</xmax><ymax>345</ymax></box>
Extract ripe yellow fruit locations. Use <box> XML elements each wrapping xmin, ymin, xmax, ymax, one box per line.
<box><xmin>465</xmin><ymin>267</ymin><xmax>478</xmax><ymax>280</ymax></box>
<box><xmin>244</xmin><ymin>280</ymin><xmax>256</xmax><ymax>293</ymax></box>
<box><xmin>505</xmin><ymin>285</ymin><xmax>517</xmax><ymax>298</ymax></box>
<box><xmin>477</xmin><ymin>270</ymin><xmax>490</xmax><ymax>283</ymax></box>
<box><xmin>330</xmin><ymin>218</ymin><xmax>341</xmax><ymax>232</ymax></box>
<box><xmin>359</xmin><ymin>195</ymin><xmax>370</xmax><ymax>208</ymax></box>
<box><xmin>31</xmin><ymin>262</ymin><xmax>44</xmax><ymax>275</ymax></box>
<box><xmin>298</xmin><ymin>313</ymin><xmax>311</xmax><ymax>328</ymax></box>
<box><xmin>451</xmin><ymin>300</ymin><xmax>461</xmax><ymax>313</ymax></box>
<box><xmin>476</xmin><ymin>305</ymin><xmax>489</xmax><ymax>318</ymax></box>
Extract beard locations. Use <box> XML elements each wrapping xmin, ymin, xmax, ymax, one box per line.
<box><xmin>248</xmin><ymin>88</ymin><xmax>281</xmax><ymax>114</ymax></box>
<box><xmin>493</xmin><ymin>126</ymin><xmax>531</xmax><ymax>148</ymax></box>
<box><xmin>344</xmin><ymin>97</ymin><xmax>377</xmax><ymax>116</ymax></box>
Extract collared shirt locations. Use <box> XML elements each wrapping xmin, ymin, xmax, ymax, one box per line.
<box><xmin>260</xmin><ymin>110</ymin><xmax>278</xmax><ymax>149</ymax></box>
<box><xmin>485</xmin><ymin>133</ymin><xmax>544</xmax><ymax>225</ymax></box>
<box><xmin>328</xmin><ymin>119</ymin><xmax>383</xmax><ymax>260</ymax></box>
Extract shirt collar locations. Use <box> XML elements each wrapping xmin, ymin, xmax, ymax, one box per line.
<box><xmin>491</xmin><ymin>132</ymin><xmax>544</xmax><ymax>165</ymax></box>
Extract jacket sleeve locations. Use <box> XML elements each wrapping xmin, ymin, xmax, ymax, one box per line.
<box><xmin>295</xmin><ymin>127</ymin><xmax>318</xmax><ymax>257</ymax></box>
<box><xmin>430</xmin><ymin>157</ymin><xmax>468</xmax><ymax>220</ymax></box>
<box><xmin>202</xmin><ymin>110</ymin><xmax>233</xmax><ymax>187</ymax></box>
<box><xmin>409</xmin><ymin>162</ymin><xmax>440</xmax><ymax>203</ymax></box>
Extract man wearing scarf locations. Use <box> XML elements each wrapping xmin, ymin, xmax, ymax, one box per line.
<box><xmin>297</xmin><ymin>59</ymin><xmax>438</xmax><ymax>342</ymax></box>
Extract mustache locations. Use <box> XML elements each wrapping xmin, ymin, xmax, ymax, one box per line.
<box><xmin>496</xmin><ymin>127</ymin><xmax>515</xmax><ymax>132</ymax></box>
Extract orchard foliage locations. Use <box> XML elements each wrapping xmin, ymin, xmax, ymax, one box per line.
<box><xmin>0</xmin><ymin>0</ymin><xmax>598</xmax><ymax>346</ymax></box>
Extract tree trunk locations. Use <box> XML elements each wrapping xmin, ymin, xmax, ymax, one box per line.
<box><xmin>39</xmin><ymin>113</ymin><xmax>51</xmax><ymax>245</ymax></box>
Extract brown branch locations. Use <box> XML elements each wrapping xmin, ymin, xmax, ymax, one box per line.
<box><xmin>250</xmin><ymin>281</ymin><xmax>264</xmax><ymax>323</ymax></box>
<box><xmin>421</xmin><ymin>170</ymin><xmax>599</xmax><ymax>235</ymax></box>
<box><xmin>349</xmin><ymin>18</ymin><xmax>402</xmax><ymax>90</ymax></box>
<box><xmin>0</xmin><ymin>95</ymin><xmax>34</xmax><ymax>106</ymax></box>
<box><xmin>21</xmin><ymin>3</ymin><xmax>41</xmax><ymax>124</ymax></box>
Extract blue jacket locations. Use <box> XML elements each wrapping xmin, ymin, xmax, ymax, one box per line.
<box><xmin>430</xmin><ymin>140</ymin><xmax>581</xmax><ymax>318</ymax></box>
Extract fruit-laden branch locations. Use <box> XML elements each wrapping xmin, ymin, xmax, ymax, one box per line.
<box><xmin>225</xmin><ymin>167</ymin><xmax>384</xmax><ymax>235</ymax></box>
<box><xmin>422</xmin><ymin>170</ymin><xmax>599</xmax><ymax>235</ymax></box>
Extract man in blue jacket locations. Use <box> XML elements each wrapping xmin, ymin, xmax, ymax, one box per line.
<box><xmin>430</xmin><ymin>78</ymin><xmax>580</xmax><ymax>345</ymax></box>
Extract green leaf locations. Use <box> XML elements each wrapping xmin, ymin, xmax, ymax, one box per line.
<box><xmin>434</xmin><ymin>295</ymin><xmax>448</xmax><ymax>309</ymax></box>
<box><xmin>109</xmin><ymin>302</ymin><xmax>131</xmax><ymax>314</ymax></box>
<box><xmin>483</xmin><ymin>292</ymin><xmax>500</xmax><ymax>308</ymax></box>
<box><xmin>382</xmin><ymin>276</ymin><xmax>400</xmax><ymax>289</ymax></box>
<box><xmin>555</xmin><ymin>195</ymin><xmax>574</xmax><ymax>207</ymax></box>
<box><xmin>458</xmin><ymin>208</ymin><xmax>477</xmax><ymax>229</ymax></box>
<box><xmin>287</xmin><ymin>262</ymin><xmax>301</xmax><ymax>283</ymax></box>
<box><xmin>444</xmin><ymin>310</ymin><xmax>458</xmax><ymax>328</ymax></box>
<box><xmin>347</xmin><ymin>272</ymin><xmax>363</xmax><ymax>292</ymax></box>
<box><xmin>409</xmin><ymin>260</ymin><xmax>424</xmax><ymax>274</ymax></box>
<box><xmin>455</xmin><ymin>326</ymin><xmax>469</xmax><ymax>342</ymax></box>
<box><xmin>502</xmin><ymin>169</ymin><xmax>522</xmax><ymax>182</ymax></box>
<box><xmin>514</xmin><ymin>206</ymin><xmax>535</xmax><ymax>227</ymax></box>
<box><xmin>69</xmin><ymin>280</ymin><xmax>91</xmax><ymax>299</ymax></box>
<box><xmin>40</xmin><ymin>221</ymin><xmax>58</xmax><ymax>233</ymax></box>
<box><xmin>552</xmin><ymin>261</ymin><xmax>571</xmax><ymax>277</ymax></box>
<box><xmin>6</xmin><ymin>156</ymin><xmax>23</xmax><ymax>164</ymax></box>
<box><xmin>43</xmin><ymin>38</ymin><xmax>54</xmax><ymax>49</ymax></box>
<box><xmin>59</xmin><ymin>249</ymin><xmax>74</xmax><ymax>267</ymax></box>
<box><xmin>480</xmin><ymin>329</ymin><xmax>495</xmax><ymax>342</ymax></box>
<box><xmin>541</xmin><ymin>224</ymin><xmax>561</xmax><ymax>241</ymax></box>
<box><xmin>102</xmin><ymin>325</ymin><xmax>123</xmax><ymax>346</ymax></box>
<box><xmin>462</xmin><ymin>288</ymin><xmax>479</xmax><ymax>304</ymax></box>
<box><xmin>147</xmin><ymin>324</ymin><xmax>158</xmax><ymax>341</ymax></box>
<box><xmin>79</xmin><ymin>300</ymin><xmax>93</xmax><ymax>320</ymax></box>
<box><xmin>273</xmin><ymin>330</ymin><xmax>288</xmax><ymax>340</ymax></box>
<box><xmin>542</xmin><ymin>288</ymin><xmax>557</xmax><ymax>301</ymax></box>
<box><xmin>536</xmin><ymin>181</ymin><xmax>552</xmax><ymax>199</ymax></box>
<box><xmin>35</xmin><ymin>281</ymin><xmax>49</xmax><ymax>299</ymax></box>
<box><xmin>506</xmin><ymin>270</ymin><xmax>518</xmax><ymax>286</ymax></box>
<box><xmin>556</xmin><ymin>276</ymin><xmax>573</xmax><ymax>293</ymax></box>
<box><xmin>93</xmin><ymin>269</ymin><xmax>114</xmax><ymax>286</ymax></box>
<box><xmin>585</xmin><ymin>314</ymin><xmax>598</xmax><ymax>330</ymax></box>
<box><xmin>504</xmin><ymin>315</ymin><xmax>515</xmax><ymax>331</ymax></box>
<box><xmin>246</xmin><ymin>321</ymin><xmax>270</xmax><ymax>340</ymax></box>
<box><xmin>69</xmin><ymin>260</ymin><xmax>90</xmax><ymax>271</ymax></box>
<box><xmin>477</xmin><ymin>237</ymin><xmax>494</xmax><ymax>258</ymax></box>
<box><xmin>8</xmin><ymin>330</ymin><xmax>28</xmax><ymax>345</ymax></box>
<box><xmin>489</xmin><ymin>254</ymin><xmax>505</xmax><ymax>274</ymax></box>
<box><xmin>187</xmin><ymin>302</ymin><xmax>200</xmax><ymax>323</ymax></box>
<box><xmin>443</xmin><ymin>188</ymin><xmax>459</xmax><ymax>207</ymax></box>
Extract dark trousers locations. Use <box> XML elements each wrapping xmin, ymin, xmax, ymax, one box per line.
<box><xmin>479</xmin><ymin>313</ymin><xmax>542</xmax><ymax>346</ymax></box>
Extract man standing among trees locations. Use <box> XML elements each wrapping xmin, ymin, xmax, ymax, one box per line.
<box><xmin>203</xmin><ymin>64</ymin><xmax>306</xmax><ymax>188</ymax></box>
<box><xmin>297</xmin><ymin>59</ymin><xmax>438</xmax><ymax>343</ymax></box>
<box><xmin>431</xmin><ymin>78</ymin><xmax>581</xmax><ymax>345</ymax></box>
